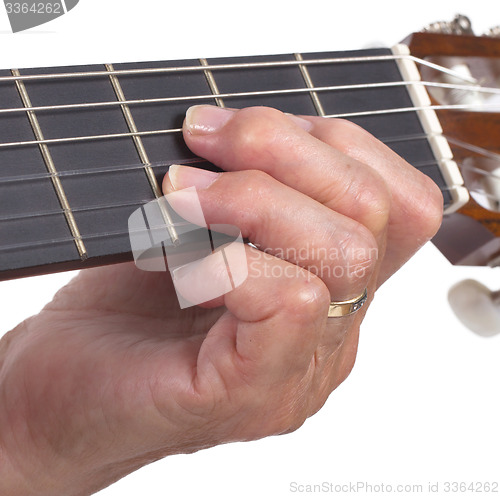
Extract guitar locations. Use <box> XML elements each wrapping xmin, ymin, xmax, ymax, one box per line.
<box><xmin>0</xmin><ymin>13</ymin><xmax>499</xmax><ymax>496</ymax></box>
<box><xmin>0</xmin><ymin>15</ymin><xmax>498</xmax><ymax>286</ymax></box>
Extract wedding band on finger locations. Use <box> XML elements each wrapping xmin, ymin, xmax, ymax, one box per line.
<box><xmin>328</xmin><ymin>288</ymin><xmax>368</xmax><ymax>318</ymax></box>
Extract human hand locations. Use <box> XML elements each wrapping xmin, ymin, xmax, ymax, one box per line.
<box><xmin>0</xmin><ymin>106</ymin><xmax>442</xmax><ymax>495</ymax></box>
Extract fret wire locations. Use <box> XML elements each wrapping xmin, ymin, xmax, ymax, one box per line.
<box><xmin>10</xmin><ymin>68</ymin><xmax>88</xmax><ymax>261</ymax></box>
<box><xmin>294</xmin><ymin>53</ymin><xmax>325</xmax><ymax>116</ymax></box>
<box><xmin>1</xmin><ymin>99</ymin><xmax>498</xmax><ymax>150</ymax></box>
<box><xmin>1</xmin><ymin>79</ymin><xmax>496</xmax><ymax>116</ymax></box>
<box><xmin>105</xmin><ymin>63</ymin><xmax>179</xmax><ymax>245</ymax></box>
<box><xmin>200</xmin><ymin>58</ymin><xmax>225</xmax><ymax>108</ymax></box>
<box><xmin>0</xmin><ymin>183</ymin><xmax>465</xmax><ymax>254</ymax></box>
<box><xmin>0</xmin><ymin>55</ymin><xmax>478</xmax><ymax>84</ymax></box>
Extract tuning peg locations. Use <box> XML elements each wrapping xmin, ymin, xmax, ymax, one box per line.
<box><xmin>423</xmin><ymin>14</ymin><xmax>474</xmax><ymax>36</ymax></box>
<box><xmin>448</xmin><ymin>280</ymin><xmax>500</xmax><ymax>336</ymax></box>
<box><xmin>484</xmin><ymin>26</ymin><xmax>500</xmax><ymax>38</ymax></box>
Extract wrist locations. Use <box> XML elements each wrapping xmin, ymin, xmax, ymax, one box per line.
<box><xmin>0</xmin><ymin>450</ymin><xmax>35</xmax><ymax>496</ymax></box>
<box><xmin>0</xmin><ymin>325</ymin><xmax>75</xmax><ymax>495</ymax></box>
<box><xmin>0</xmin><ymin>420</ymin><xmax>102</xmax><ymax>496</ymax></box>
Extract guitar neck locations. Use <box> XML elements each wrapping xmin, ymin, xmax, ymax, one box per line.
<box><xmin>0</xmin><ymin>46</ymin><xmax>459</xmax><ymax>281</ymax></box>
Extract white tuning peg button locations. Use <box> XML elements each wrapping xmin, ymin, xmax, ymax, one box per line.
<box><xmin>448</xmin><ymin>280</ymin><xmax>500</xmax><ymax>336</ymax></box>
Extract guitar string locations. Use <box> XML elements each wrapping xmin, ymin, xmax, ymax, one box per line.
<box><xmin>454</xmin><ymin>160</ymin><xmax>500</xmax><ymax>179</ymax></box>
<box><xmin>0</xmin><ymin>51</ymin><xmax>497</xmax><ymax>150</ymax></box>
<box><xmin>4</xmin><ymin>137</ymin><xmax>498</xmax><ymax>225</ymax></box>
<box><xmin>0</xmin><ymin>182</ymin><xmax>469</xmax><ymax>253</ymax></box>
<box><xmin>1</xmin><ymin>99</ymin><xmax>500</xmax><ymax>150</ymax></box>
<box><xmin>3</xmin><ymin>141</ymin><xmax>497</xmax><ymax>197</ymax></box>
<box><xmin>0</xmin><ymin>114</ymin><xmax>495</xmax><ymax>224</ymax></box>
<box><xmin>0</xmin><ymin>135</ymin><xmax>434</xmax><ymax>186</ymax></box>
<box><xmin>0</xmin><ymin>54</ymin><xmax>479</xmax><ymax>84</ymax></box>
<box><xmin>0</xmin><ymin>179</ymin><xmax>467</xmax><ymax>226</ymax></box>
<box><xmin>4</xmin><ymin>155</ymin><xmax>498</xmax><ymax>248</ymax></box>
<box><xmin>0</xmin><ymin>80</ymin><xmax>498</xmax><ymax>117</ymax></box>
<box><xmin>0</xmin><ymin>55</ymin><xmax>489</xmax><ymax>150</ymax></box>
<box><xmin>1</xmin><ymin>156</ymin><xmax>497</xmax><ymax>249</ymax></box>
<box><xmin>0</xmin><ymin>198</ymin><xmax>151</xmax><ymax>222</ymax></box>
<box><xmin>1</xmin><ymin>54</ymin><xmax>497</xmax><ymax>252</ymax></box>
<box><xmin>0</xmin><ymin>157</ymin><xmax>208</xmax><ymax>185</ymax></box>
<box><xmin>0</xmin><ymin>157</ymin><xmax>447</xmax><ymax>222</ymax></box>
<box><xmin>0</xmin><ymin>222</ymin><xmax>194</xmax><ymax>252</ymax></box>
<box><xmin>445</xmin><ymin>136</ymin><xmax>500</xmax><ymax>161</ymax></box>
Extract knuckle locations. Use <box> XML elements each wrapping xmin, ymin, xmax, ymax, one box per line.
<box><xmin>321</xmin><ymin>118</ymin><xmax>371</xmax><ymax>153</ymax></box>
<box><xmin>339</xmin><ymin>222</ymin><xmax>379</xmax><ymax>279</ymax></box>
<box><xmin>279</xmin><ymin>274</ymin><xmax>330</xmax><ymax>325</ymax></box>
<box><xmin>247</xmin><ymin>407</ymin><xmax>308</xmax><ymax>439</ymax></box>
<box><xmin>322</xmin><ymin>162</ymin><xmax>391</xmax><ymax>237</ymax></box>
<box><xmin>310</xmin><ymin>362</ymin><xmax>356</xmax><ymax>418</ymax></box>
<box><xmin>275</xmin><ymin>413</ymin><xmax>309</xmax><ymax>436</ymax></box>
<box><xmin>230</xmin><ymin>107</ymin><xmax>284</xmax><ymax>161</ymax></box>
<box><xmin>240</xmin><ymin>168</ymin><xmax>273</xmax><ymax>193</ymax></box>
<box><xmin>405</xmin><ymin>174</ymin><xmax>444</xmax><ymax>242</ymax></box>
<box><xmin>419</xmin><ymin>176</ymin><xmax>444</xmax><ymax>238</ymax></box>
<box><xmin>349</xmin><ymin>173</ymin><xmax>391</xmax><ymax>235</ymax></box>
<box><xmin>260</xmin><ymin>391</ymin><xmax>311</xmax><ymax>437</ymax></box>
<box><xmin>336</xmin><ymin>347</ymin><xmax>358</xmax><ymax>385</ymax></box>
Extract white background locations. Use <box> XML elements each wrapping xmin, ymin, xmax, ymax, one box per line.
<box><xmin>0</xmin><ymin>1</ymin><xmax>499</xmax><ymax>495</ymax></box>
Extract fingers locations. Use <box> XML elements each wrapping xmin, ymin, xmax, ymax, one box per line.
<box><xmin>181</xmin><ymin>105</ymin><xmax>443</xmax><ymax>282</ymax></box>
<box><xmin>302</xmin><ymin>116</ymin><xmax>444</xmax><ymax>280</ymax></box>
<box><xmin>176</xmin><ymin>243</ymin><xmax>331</xmax><ymax>389</ymax></box>
<box><xmin>182</xmin><ymin>105</ymin><xmax>391</xmax><ymax>240</ymax></box>
<box><xmin>172</xmin><ymin>242</ymin><xmax>359</xmax><ymax>438</ymax></box>
<box><xmin>163</xmin><ymin>166</ymin><xmax>377</xmax><ymax>301</ymax></box>
<box><xmin>171</xmin><ymin>241</ymin><xmax>365</xmax><ymax>431</ymax></box>
<box><xmin>155</xmin><ymin>103</ymin><xmax>444</xmax><ymax>426</ymax></box>
<box><xmin>162</xmin><ymin>163</ymin><xmax>370</xmax><ymax>401</ymax></box>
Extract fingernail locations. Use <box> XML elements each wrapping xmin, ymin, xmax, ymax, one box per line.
<box><xmin>164</xmin><ymin>164</ymin><xmax>219</xmax><ymax>193</ymax></box>
<box><xmin>285</xmin><ymin>113</ymin><xmax>314</xmax><ymax>132</ymax></box>
<box><xmin>185</xmin><ymin>105</ymin><xmax>236</xmax><ymax>135</ymax></box>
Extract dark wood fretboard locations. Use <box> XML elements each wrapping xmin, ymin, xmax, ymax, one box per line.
<box><xmin>0</xmin><ymin>48</ymin><xmax>451</xmax><ymax>281</ymax></box>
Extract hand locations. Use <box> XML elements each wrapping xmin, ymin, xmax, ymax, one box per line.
<box><xmin>0</xmin><ymin>106</ymin><xmax>442</xmax><ymax>495</ymax></box>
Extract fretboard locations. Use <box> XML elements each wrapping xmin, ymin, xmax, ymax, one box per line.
<box><xmin>0</xmin><ymin>47</ymin><xmax>453</xmax><ymax>281</ymax></box>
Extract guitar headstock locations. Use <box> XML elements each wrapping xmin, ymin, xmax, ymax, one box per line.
<box><xmin>405</xmin><ymin>16</ymin><xmax>500</xmax><ymax>268</ymax></box>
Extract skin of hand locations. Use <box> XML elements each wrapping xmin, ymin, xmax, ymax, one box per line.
<box><xmin>0</xmin><ymin>106</ymin><xmax>443</xmax><ymax>495</ymax></box>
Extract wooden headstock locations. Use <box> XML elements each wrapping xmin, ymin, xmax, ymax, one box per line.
<box><xmin>405</xmin><ymin>22</ymin><xmax>500</xmax><ymax>268</ymax></box>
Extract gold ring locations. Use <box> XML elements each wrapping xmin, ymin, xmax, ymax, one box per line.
<box><xmin>328</xmin><ymin>288</ymin><xmax>368</xmax><ymax>318</ymax></box>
